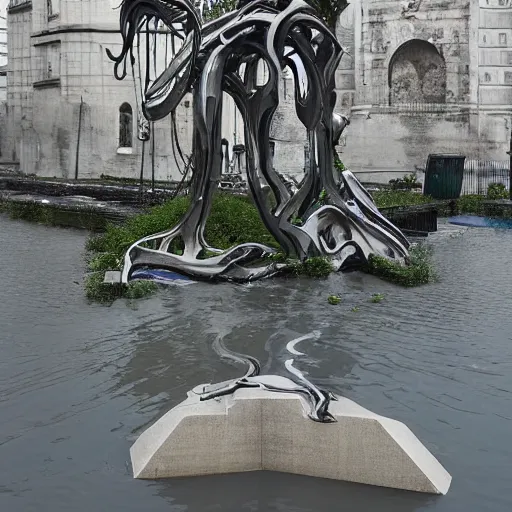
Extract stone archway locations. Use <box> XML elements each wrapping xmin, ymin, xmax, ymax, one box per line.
<box><xmin>388</xmin><ymin>39</ymin><xmax>446</xmax><ymax>104</ymax></box>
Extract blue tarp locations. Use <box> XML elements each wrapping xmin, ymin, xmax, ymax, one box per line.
<box><xmin>448</xmin><ymin>215</ymin><xmax>512</xmax><ymax>229</ymax></box>
<box><xmin>131</xmin><ymin>269</ymin><xmax>196</xmax><ymax>286</ymax></box>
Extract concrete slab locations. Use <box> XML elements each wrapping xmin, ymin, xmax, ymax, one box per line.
<box><xmin>103</xmin><ymin>270</ymin><xmax>122</xmax><ymax>284</ymax></box>
<box><xmin>130</xmin><ymin>385</ymin><xmax>452</xmax><ymax>495</ymax></box>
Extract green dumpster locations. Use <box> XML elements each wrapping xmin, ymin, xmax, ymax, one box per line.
<box><xmin>423</xmin><ymin>154</ymin><xmax>466</xmax><ymax>200</ymax></box>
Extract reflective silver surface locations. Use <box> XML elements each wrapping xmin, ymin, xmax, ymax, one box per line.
<box><xmin>108</xmin><ymin>0</ymin><xmax>410</xmax><ymax>284</ymax></box>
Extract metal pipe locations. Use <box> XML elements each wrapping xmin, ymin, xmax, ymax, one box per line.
<box><xmin>140</xmin><ymin>140</ymin><xmax>146</xmax><ymax>202</ymax></box>
<box><xmin>508</xmin><ymin>129</ymin><xmax>512</xmax><ymax>201</ymax></box>
<box><xmin>74</xmin><ymin>96</ymin><xmax>83</xmax><ymax>180</ymax></box>
<box><xmin>151</xmin><ymin>121</ymin><xmax>155</xmax><ymax>191</ymax></box>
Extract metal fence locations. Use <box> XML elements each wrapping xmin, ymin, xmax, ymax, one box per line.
<box><xmin>461</xmin><ymin>160</ymin><xmax>510</xmax><ymax>196</ymax></box>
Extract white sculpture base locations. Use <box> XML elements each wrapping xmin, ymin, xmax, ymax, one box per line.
<box><xmin>130</xmin><ymin>383</ymin><xmax>452</xmax><ymax>495</ymax></box>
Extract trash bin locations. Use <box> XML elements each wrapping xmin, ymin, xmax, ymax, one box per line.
<box><xmin>423</xmin><ymin>154</ymin><xmax>466</xmax><ymax>200</ymax></box>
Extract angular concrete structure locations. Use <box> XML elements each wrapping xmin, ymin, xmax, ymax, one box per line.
<box><xmin>131</xmin><ymin>385</ymin><xmax>452</xmax><ymax>495</ymax></box>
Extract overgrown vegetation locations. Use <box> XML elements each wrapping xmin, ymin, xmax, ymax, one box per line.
<box><xmin>364</xmin><ymin>244</ymin><xmax>436</xmax><ymax>288</ymax></box>
<box><xmin>84</xmin><ymin>272</ymin><xmax>158</xmax><ymax>305</ymax></box>
<box><xmin>0</xmin><ymin>199</ymin><xmax>108</xmax><ymax>231</ymax></box>
<box><xmin>449</xmin><ymin>183</ymin><xmax>510</xmax><ymax>217</ymax></box>
<box><xmin>388</xmin><ymin>173</ymin><xmax>422</xmax><ymax>191</ymax></box>
<box><xmin>289</xmin><ymin>256</ymin><xmax>335</xmax><ymax>278</ymax></box>
<box><xmin>202</xmin><ymin>0</ymin><xmax>237</xmax><ymax>22</ymax></box>
<box><xmin>371</xmin><ymin>190</ymin><xmax>434</xmax><ymax>209</ymax></box>
<box><xmin>455</xmin><ymin>194</ymin><xmax>485</xmax><ymax>215</ymax></box>
<box><xmin>85</xmin><ymin>193</ymin><xmax>279</xmax><ymax>303</ymax></box>
<box><xmin>486</xmin><ymin>182</ymin><xmax>508</xmax><ymax>201</ymax></box>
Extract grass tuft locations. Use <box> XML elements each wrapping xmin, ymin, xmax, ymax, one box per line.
<box><xmin>364</xmin><ymin>244</ymin><xmax>436</xmax><ymax>287</ymax></box>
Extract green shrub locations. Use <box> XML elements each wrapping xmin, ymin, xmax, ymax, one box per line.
<box><xmin>371</xmin><ymin>190</ymin><xmax>434</xmax><ymax>209</ymax></box>
<box><xmin>364</xmin><ymin>244</ymin><xmax>436</xmax><ymax>287</ymax></box>
<box><xmin>388</xmin><ymin>173</ymin><xmax>421</xmax><ymax>191</ymax></box>
<box><xmin>84</xmin><ymin>272</ymin><xmax>158</xmax><ymax>304</ymax></box>
<box><xmin>328</xmin><ymin>295</ymin><xmax>341</xmax><ymax>305</ymax></box>
<box><xmin>456</xmin><ymin>195</ymin><xmax>485</xmax><ymax>215</ymax></box>
<box><xmin>300</xmin><ymin>257</ymin><xmax>335</xmax><ymax>278</ymax></box>
<box><xmin>287</xmin><ymin>256</ymin><xmax>335</xmax><ymax>278</ymax></box>
<box><xmin>487</xmin><ymin>183</ymin><xmax>508</xmax><ymax>200</ymax></box>
<box><xmin>1</xmin><ymin>200</ymin><xmax>108</xmax><ymax>231</ymax></box>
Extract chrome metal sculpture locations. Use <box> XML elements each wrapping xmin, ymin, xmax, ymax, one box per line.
<box><xmin>108</xmin><ymin>0</ymin><xmax>410</xmax><ymax>283</ymax></box>
<box><xmin>195</xmin><ymin>331</ymin><xmax>337</xmax><ymax>422</ymax></box>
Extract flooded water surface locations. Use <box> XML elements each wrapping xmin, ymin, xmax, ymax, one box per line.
<box><xmin>0</xmin><ymin>217</ymin><xmax>511</xmax><ymax>511</ymax></box>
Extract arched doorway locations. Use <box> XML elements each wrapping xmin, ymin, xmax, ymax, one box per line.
<box><xmin>388</xmin><ymin>39</ymin><xmax>446</xmax><ymax>104</ymax></box>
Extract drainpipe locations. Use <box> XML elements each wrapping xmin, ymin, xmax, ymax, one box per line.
<box><xmin>508</xmin><ymin>129</ymin><xmax>512</xmax><ymax>201</ymax></box>
<box><xmin>140</xmin><ymin>140</ymin><xmax>146</xmax><ymax>203</ymax></box>
<box><xmin>74</xmin><ymin>96</ymin><xmax>83</xmax><ymax>180</ymax></box>
<box><xmin>151</xmin><ymin>121</ymin><xmax>155</xmax><ymax>192</ymax></box>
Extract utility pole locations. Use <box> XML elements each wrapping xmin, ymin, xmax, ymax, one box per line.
<box><xmin>509</xmin><ymin>129</ymin><xmax>512</xmax><ymax>201</ymax></box>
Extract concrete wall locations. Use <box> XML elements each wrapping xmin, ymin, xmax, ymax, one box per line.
<box><xmin>5</xmin><ymin>1</ymin><xmax>33</xmax><ymax>163</ymax></box>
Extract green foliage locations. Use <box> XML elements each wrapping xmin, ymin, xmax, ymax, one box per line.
<box><xmin>351</xmin><ymin>306</ymin><xmax>360</xmax><ymax>312</ymax></box>
<box><xmin>333</xmin><ymin>153</ymin><xmax>346</xmax><ymax>174</ymax></box>
<box><xmin>204</xmin><ymin>193</ymin><xmax>279</xmax><ymax>249</ymax></box>
<box><xmin>364</xmin><ymin>244</ymin><xmax>436</xmax><ymax>287</ymax></box>
<box><xmin>328</xmin><ymin>295</ymin><xmax>341</xmax><ymax>305</ymax></box>
<box><xmin>290</xmin><ymin>256</ymin><xmax>335</xmax><ymax>278</ymax></box>
<box><xmin>388</xmin><ymin>173</ymin><xmax>421</xmax><ymax>191</ymax></box>
<box><xmin>369</xmin><ymin>293</ymin><xmax>385</xmax><ymax>303</ymax></box>
<box><xmin>84</xmin><ymin>273</ymin><xmax>158</xmax><ymax>305</ymax></box>
<box><xmin>487</xmin><ymin>183</ymin><xmax>508</xmax><ymax>200</ymax></box>
<box><xmin>124</xmin><ymin>280</ymin><xmax>159</xmax><ymax>299</ymax></box>
<box><xmin>84</xmin><ymin>193</ymin><xmax>279</xmax><ymax>303</ymax></box>
<box><xmin>455</xmin><ymin>194</ymin><xmax>485</xmax><ymax>215</ymax></box>
<box><xmin>202</xmin><ymin>0</ymin><xmax>237</xmax><ymax>21</ymax></box>
<box><xmin>0</xmin><ymin>199</ymin><xmax>108</xmax><ymax>231</ymax></box>
<box><xmin>371</xmin><ymin>190</ymin><xmax>434</xmax><ymax>209</ymax></box>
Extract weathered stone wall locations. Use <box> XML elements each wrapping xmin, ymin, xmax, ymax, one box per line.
<box><xmin>345</xmin><ymin>109</ymin><xmax>480</xmax><ymax>176</ymax></box>
<box><xmin>339</xmin><ymin>0</ymin><xmax>511</xmax><ymax>177</ymax></box>
<box><xmin>0</xmin><ymin>100</ymin><xmax>6</xmax><ymax>157</ymax></box>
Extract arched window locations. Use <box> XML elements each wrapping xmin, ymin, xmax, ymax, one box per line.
<box><xmin>119</xmin><ymin>103</ymin><xmax>133</xmax><ymax>148</ymax></box>
<box><xmin>388</xmin><ymin>39</ymin><xmax>447</xmax><ymax>105</ymax></box>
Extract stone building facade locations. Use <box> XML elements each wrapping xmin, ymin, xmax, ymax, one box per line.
<box><xmin>0</xmin><ymin>3</ymin><xmax>7</xmax><ymax>102</ymax></box>
<box><xmin>4</xmin><ymin>0</ymin><xmax>197</xmax><ymax>179</ymax></box>
<box><xmin>336</xmin><ymin>0</ymin><xmax>512</xmax><ymax>181</ymax></box>
<box><xmin>3</xmin><ymin>0</ymin><xmax>512</xmax><ymax>181</ymax></box>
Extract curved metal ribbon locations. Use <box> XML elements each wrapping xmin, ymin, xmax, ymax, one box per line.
<box><xmin>108</xmin><ymin>0</ymin><xmax>410</xmax><ymax>283</ymax></box>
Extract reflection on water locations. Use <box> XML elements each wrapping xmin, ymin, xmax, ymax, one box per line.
<box><xmin>0</xmin><ymin>216</ymin><xmax>511</xmax><ymax>511</ymax></box>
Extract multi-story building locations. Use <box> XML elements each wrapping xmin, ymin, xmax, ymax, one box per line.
<box><xmin>4</xmin><ymin>0</ymin><xmax>196</xmax><ymax>178</ymax></box>
<box><xmin>4</xmin><ymin>0</ymin><xmax>511</xmax><ymax>181</ymax></box>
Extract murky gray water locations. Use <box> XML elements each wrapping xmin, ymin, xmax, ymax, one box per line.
<box><xmin>0</xmin><ymin>217</ymin><xmax>511</xmax><ymax>512</ymax></box>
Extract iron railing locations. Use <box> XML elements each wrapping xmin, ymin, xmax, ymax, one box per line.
<box><xmin>460</xmin><ymin>160</ymin><xmax>510</xmax><ymax>196</ymax></box>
